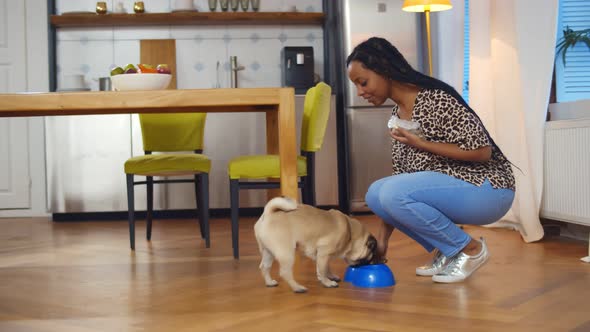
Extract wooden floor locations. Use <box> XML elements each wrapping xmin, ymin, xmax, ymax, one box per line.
<box><xmin>0</xmin><ymin>215</ymin><xmax>589</xmax><ymax>332</ymax></box>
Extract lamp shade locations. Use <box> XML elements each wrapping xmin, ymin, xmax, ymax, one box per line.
<box><xmin>402</xmin><ymin>0</ymin><xmax>452</xmax><ymax>12</ymax></box>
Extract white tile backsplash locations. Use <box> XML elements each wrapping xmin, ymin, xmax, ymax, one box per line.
<box><xmin>113</xmin><ymin>40</ymin><xmax>141</xmax><ymax>69</ymax></box>
<box><xmin>227</xmin><ymin>38</ymin><xmax>282</xmax><ymax>87</ymax></box>
<box><xmin>228</xmin><ymin>25</ymin><xmax>282</xmax><ymax>39</ymax></box>
<box><xmin>55</xmin><ymin>0</ymin><xmax>324</xmax><ymax>89</ymax></box>
<box><xmin>176</xmin><ymin>39</ymin><xmax>228</xmax><ymax>89</ymax></box>
<box><xmin>57</xmin><ymin>27</ymin><xmax>114</xmax><ymax>41</ymax></box>
<box><xmin>56</xmin><ymin>40</ymin><xmax>115</xmax><ymax>90</ymax></box>
<box><xmin>114</xmin><ymin>26</ymin><xmax>172</xmax><ymax>40</ymax></box>
<box><xmin>170</xmin><ymin>25</ymin><xmax>228</xmax><ymax>40</ymax></box>
<box><xmin>282</xmin><ymin>25</ymin><xmax>323</xmax><ymax>39</ymax></box>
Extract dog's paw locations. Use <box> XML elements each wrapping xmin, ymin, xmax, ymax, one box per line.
<box><xmin>265</xmin><ymin>280</ymin><xmax>278</xmax><ymax>287</ymax></box>
<box><xmin>293</xmin><ymin>286</ymin><xmax>308</xmax><ymax>293</ymax></box>
<box><xmin>322</xmin><ymin>280</ymin><xmax>339</xmax><ymax>288</ymax></box>
<box><xmin>328</xmin><ymin>275</ymin><xmax>341</xmax><ymax>282</ymax></box>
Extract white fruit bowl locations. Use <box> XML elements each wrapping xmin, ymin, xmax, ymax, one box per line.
<box><xmin>111</xmin><ymin>73</ymin><xmax>172</xmax><ymax>91</ymax></box>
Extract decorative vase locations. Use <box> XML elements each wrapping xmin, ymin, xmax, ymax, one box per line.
<box><xmin>219</xmin><ymin>0</ymin><xmax>229</xmax><ymax>11</ymax></box>
<box><xmin>240</xmin><ymin>0</ymin><xmax>249</xmax><ymax>11</ymax></box>
<box><xmin>230</xmin><ymin>0</ymin><xmax>239</xmax><ymax>11</ymax></box>
<box><xmin>208</xmin><ymin>0</ymin><xmax>217</xmax><ymax>11</ymax></box>
<box><xmin>250</xmin><ymin>0</ymin><xmax>259</xmax><ymax>11</ymax></box>
<box><xmin>96</xmin><ymin>2</ymin><xmax>107</xmax><ymax>14</ymax></box>
<box><xmin>133</xmin><ymin>1</ymin><xmax>145</xmax><ymax>13</ymax></box>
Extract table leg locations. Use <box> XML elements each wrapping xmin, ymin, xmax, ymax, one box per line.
<box><xmin>277</xmin><ymin>89</ymin><xmax>298</xmax><ymax>201</ymax></box>
<box><xmin>265</xmin><ymin>110</ymin><xmax>280</xmax><ymax>200</ymax></box>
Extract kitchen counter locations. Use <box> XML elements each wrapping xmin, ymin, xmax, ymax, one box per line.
<box><xmin>0</xmin><ymin>88</ymin><xmax>299</xmax><ymax>200</ymax></box>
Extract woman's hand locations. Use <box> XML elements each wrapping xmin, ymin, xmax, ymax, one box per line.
<box><xmin>390</xmin><ymin>127</ymin><xmax>424</xmax><ymax>149</ymax></box>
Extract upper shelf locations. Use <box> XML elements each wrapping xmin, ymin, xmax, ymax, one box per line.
<box><xmin>50</xmin><ymin>12</ymin><xmax>325</xmax><ymax>27</ymax></box>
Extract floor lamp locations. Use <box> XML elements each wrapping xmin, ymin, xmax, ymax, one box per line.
<box><xmin>402</xmin><ymin>0</ymin><xmax>453</xmax><ymax>76</ymax></box>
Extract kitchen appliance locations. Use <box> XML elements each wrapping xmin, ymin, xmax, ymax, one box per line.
<box><xmin>338</xmin><ymin>0</ymin><xmax>423</xmax><ymax>211</ymax></box>
<box><xmin>282</xmin><ymin>46</ymin><xmax>315</xmax><ymax>94</ymax></box>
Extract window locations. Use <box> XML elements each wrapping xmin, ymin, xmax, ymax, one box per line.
<box><xmin>462</xmin><ymin>0</ymin><xmax>470</xmax><ymax>103</ymax></box>
<box><xmin>555</xmin><ymin>0</ymin><xmax>590</xmax><ymax>102</ymax></box>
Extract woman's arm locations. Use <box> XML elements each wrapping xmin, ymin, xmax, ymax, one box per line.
<box><xmin>390</xmin><ymin>128</ymin><xmax>492</xmax><ymax>162</ymax></box>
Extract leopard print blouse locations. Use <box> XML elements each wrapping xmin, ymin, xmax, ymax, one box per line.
<box><xmin>390</xmin><ymin>88</ymin><xmax>515</xmax><ymax>191</ymax></box>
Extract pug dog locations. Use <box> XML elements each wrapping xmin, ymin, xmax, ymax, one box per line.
<box><xmin>254</xmin><ymin>196</ymin><xmax>378</xmax><ymax>293</ymax></box>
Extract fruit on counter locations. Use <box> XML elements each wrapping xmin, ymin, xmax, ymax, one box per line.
<box><xmin>110</xmin><ymin>63</ymin><xmax>172</xmax><ymax>75</ymax></box>
<box><xmin>138</xmin><ymin>64</ymin><xmax>158</xmax><ymax>73</ymax></box>
<box><xmin>123</xmin><ymin>63</ymin><xmax>138</xmax><ymax>74</ymax></box>
<box><xmin>110</xmin><ymin>66</ymin><xmax>124</xmax><ymax>76</ymax></box>
<box><xmin>156</xmin><ymin>64</ymin><xmax>171</xmax><ymax>74</ymax></box>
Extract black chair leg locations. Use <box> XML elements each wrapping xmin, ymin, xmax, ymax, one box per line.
<box><xmin>302</xmin><ymin>152</ymin><xmax>316</xmax><ymax>206</ymax></box>
<box><xmin>126</xmin><ymin>174</ymin><xmax>135</xmax><ymax>250</ymax></box>
<box><xmin>301</xmin><ymin>178</ymin><xmax>310</xmax><ymax>205</ymax></box>
<box><xmin>229</xmin><ymin>179</ymin><xmax>240</xmax><ymax>259</ymax></box>
<box><xmin>199</xmin><ymin>173</ymin><xmax>210</xmax><ymax>248</ymax></box>
<box><xmin>307</xmin><ymin>175</ymin><xmax>316</xmax><ymax>207</ymax></box>
<box><xmin>146</xmin><ymin>176</ymin><xmax>153</xmax><ymax>241</ymax></box>
<box><xmin>195</xmin><ymin>174</ymin><xmax>206</xmax><ymax>239</ymax></box>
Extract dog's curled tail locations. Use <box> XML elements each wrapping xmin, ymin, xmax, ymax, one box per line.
<box><xmin>263</xmin><ymin>196</ymin><xmax>298</xmax><ymax>215</ymax></box>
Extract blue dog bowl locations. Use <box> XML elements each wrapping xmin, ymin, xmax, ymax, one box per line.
<box><xmin>343</xmin><ymin>265</ymin><xmax>361</xmax><ymax>282</ymax></box>
<box><xmin>344</xmin><ymin>264</ymin><xmax>396</xmax><ymax>288</ymax></box>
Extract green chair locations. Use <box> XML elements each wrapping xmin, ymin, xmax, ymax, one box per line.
<box><xmin>124</xmin><ymin>113</ymin><xmax>211</xmax><ymax>250</ymax></box>
<box><xmin>227</xmin><ymin>82</ymin><xmax>332</xmax><ymax>259</ymax></box>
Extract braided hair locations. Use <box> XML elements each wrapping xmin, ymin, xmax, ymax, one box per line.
<box><xmin>346</xmin><ymin>37</ymin><xmax>509</xmax><ymax>160</ymax></box>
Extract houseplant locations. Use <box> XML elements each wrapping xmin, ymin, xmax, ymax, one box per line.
<box><xmin>555</xmin><ymin>26</ymin><xmax>590</xmax><ymax>66</ymax></box>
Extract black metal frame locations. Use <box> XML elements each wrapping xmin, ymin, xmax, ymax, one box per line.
<box><xmin>125</xmin><ymin>150</ymin><xmax>210</xmax><ymax>250</ymax></box>
<box><xmin>48</xmin><ymin>0</ymin><xmax>57</xmax><ymax>92</ymax></box>
<box><xmin>228</xmin><ymin>150</ymin><xmax>315</xmax><ymax>259</ymax></box>
<box><xmin>322</xmin><ymin>0</ymin><xmax>351</xmax><ymax>214</ymax></box>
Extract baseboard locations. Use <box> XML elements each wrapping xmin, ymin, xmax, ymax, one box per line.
<box><xmin>52</xmin><ymin>205</ymin><xmax>339</xmax><ymax>222</ymax></box>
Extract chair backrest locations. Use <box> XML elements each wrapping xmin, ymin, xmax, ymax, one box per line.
<box><xmin>139</xmin><ymin>113</ymin><xmax>207</xmax><ymax>152</ymax></box>
<box><xmin>300</xmin><ymin>82</ymin><xmax>332</xmax><ymax>152</ymax></box>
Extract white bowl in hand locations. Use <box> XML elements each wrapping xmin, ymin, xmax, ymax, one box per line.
<box><xmin>111</xmin><ymin>73</ymin><xmax>172</xmax><ymax>91</ymax></box>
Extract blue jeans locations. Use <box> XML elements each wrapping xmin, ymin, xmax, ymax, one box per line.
<box><xmin>365</xmin><ymin>171</ymin><xmax>515</xmax><ymax>257</ymax></box>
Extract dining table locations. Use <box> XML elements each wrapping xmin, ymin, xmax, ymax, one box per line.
<box><xmin>0</xmin><ymin>87</ymin><xmax>299</xmax><ymax>200</ymax></box>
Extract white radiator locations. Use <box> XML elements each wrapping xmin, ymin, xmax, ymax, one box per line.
<box><xmin>541</xmin><ymin>118</ymin><xmax>590</xmax><ymax>262</ymax></box>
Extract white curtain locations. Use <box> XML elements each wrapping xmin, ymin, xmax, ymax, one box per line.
<box><xmin>468</xmin><ymin>0</ymin><xmax>559</xmax><ymax>242</ymax></box>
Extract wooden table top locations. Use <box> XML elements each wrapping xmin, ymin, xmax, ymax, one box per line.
<box><xmin>0</xmin><ymin>88</ymin><xmax>292</xmax><ymax>117</ymax></box>
<box><xmin>0</xmin><ymin>87</ymin><xmax>301</xmax><ymax>200</ymax></box>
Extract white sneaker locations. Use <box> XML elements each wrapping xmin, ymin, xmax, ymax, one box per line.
<box><xmin>432</xmin><ymin>238</ymin><xmax>489</xmax><ymax>283</ymax></box>
<box><xmin>416</xmin><ymin>249</ymin><xmax>448</xmax><ymax>276</ymax></box>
